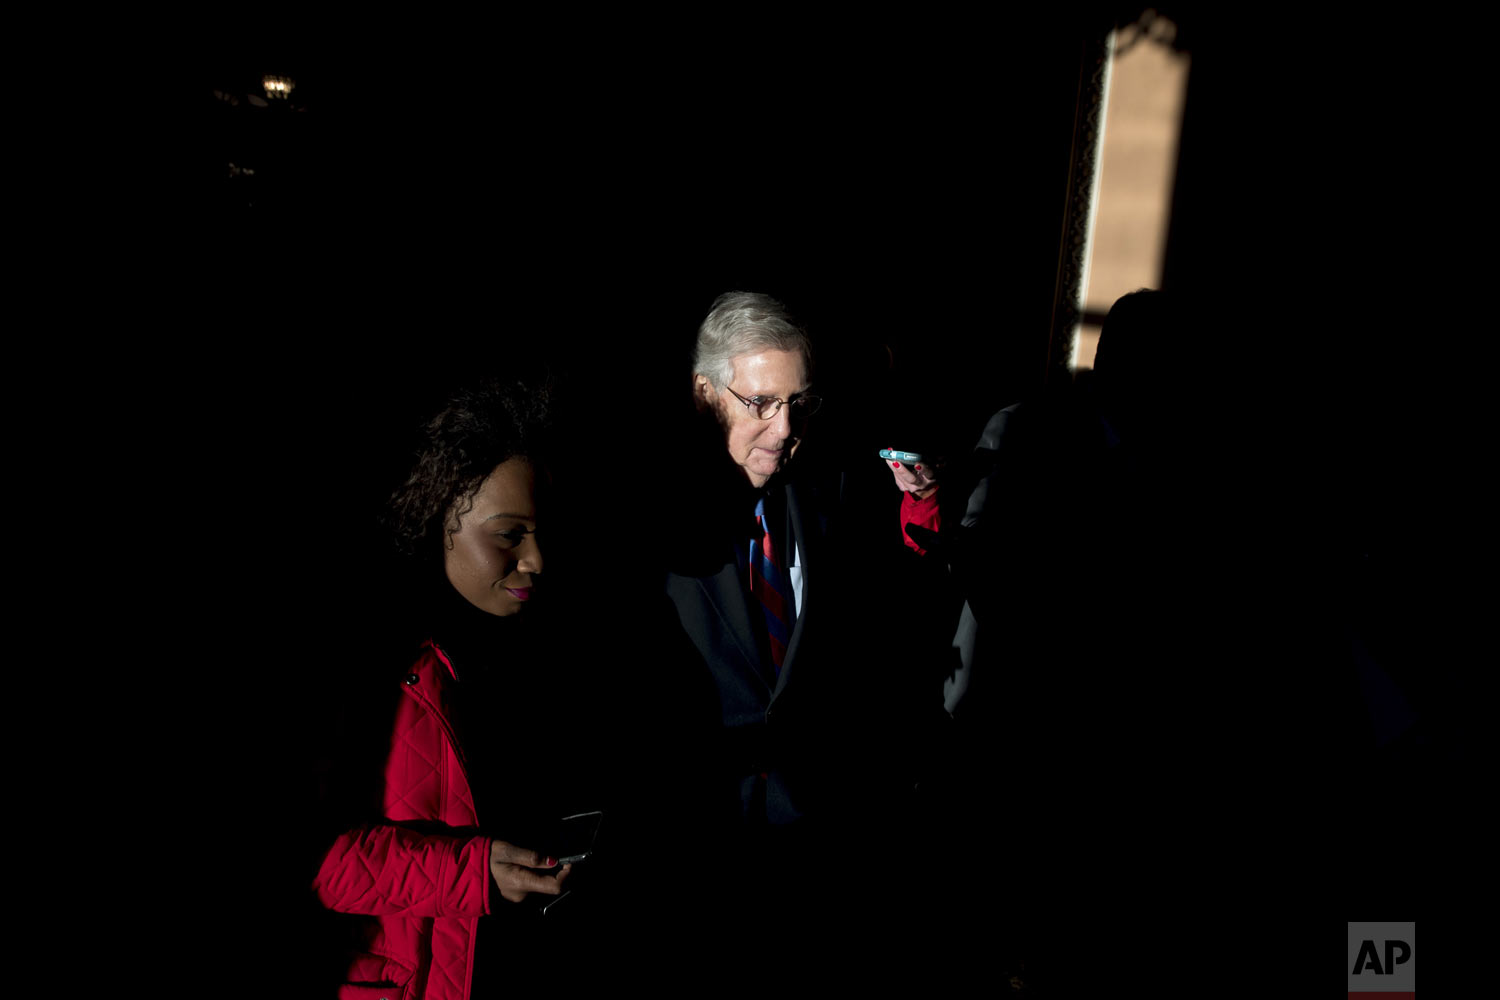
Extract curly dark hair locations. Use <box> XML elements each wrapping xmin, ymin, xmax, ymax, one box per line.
<box><xmin>387</xmin><ymin>377</ymin><xmax>553</xmax><ymax>560</ymax></box>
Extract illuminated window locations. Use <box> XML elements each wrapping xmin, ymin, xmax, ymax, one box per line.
<box><xmin>1071</xmin><ymin>12</ymin><xmax>1189</xmax><ymax>369</ymax></box>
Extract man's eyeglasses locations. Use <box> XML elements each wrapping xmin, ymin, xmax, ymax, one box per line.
<box><xmin>724</xmin><ymin>385</ymin><xmax>823</xmax><ymax>421</ymax></box>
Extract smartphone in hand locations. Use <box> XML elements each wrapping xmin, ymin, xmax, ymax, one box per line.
<box><xmin>546</xmin><ymin>810</ymin><xmax>604</xmax><ymax>865</ymax></box>
<box><xmin>534</xmin><ymin>811</ymin><xmax>603</xmax><ymax>919</ymax></box>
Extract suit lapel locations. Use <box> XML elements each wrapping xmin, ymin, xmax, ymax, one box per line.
<box><xmin>695</xmin><ymin>558</ymin><xmax>774</xmax><ymax>696</ymax></box>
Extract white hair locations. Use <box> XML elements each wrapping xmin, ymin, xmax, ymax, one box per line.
<box><xmin>692</xmin><ymin>291</ymin><xmax>811</xmax><ymax>389</ymax></box>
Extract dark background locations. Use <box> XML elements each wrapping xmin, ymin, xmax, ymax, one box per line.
<box><xmin>157</xmin><ymin>6</ymin><xmax>1483</xmax><ymax>991</ymax></box>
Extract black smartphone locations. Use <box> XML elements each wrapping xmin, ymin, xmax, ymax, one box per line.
<box><xmin>547</xmin><ymin>810</ymin><xmax>604</xmax><ymax>865</ymax></box>
<box><xmin>537</xmin><ymin>889</ymin><xmax>572</xmax><ymax>918</ymax></box>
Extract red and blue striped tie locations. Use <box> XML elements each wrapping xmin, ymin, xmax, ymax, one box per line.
<box><xmin>751</xmin><ymin>495</ymin><xmax>795</xmax><ymax>674</ymax></box>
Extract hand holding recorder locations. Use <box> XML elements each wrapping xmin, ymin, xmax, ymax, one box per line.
<box><xmin>880</xmin><ymin>447</ymin><xmax>940</xmax><ymax>499</ymax></box>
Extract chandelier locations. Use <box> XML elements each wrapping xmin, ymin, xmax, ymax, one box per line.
<box><xmin>262</xmin><ymin>75</ymin><xmax>295</xmax><ymax>100</ymax></box>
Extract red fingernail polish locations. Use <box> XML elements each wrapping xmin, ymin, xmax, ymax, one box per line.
<box><xmin>915</xmin><ymin>464</ymin><xmax>922</xmax><ymax>471</ymax></box>
<box><xmin>892</xmin><ymin>461</ymin><xmax>900</xmax><ymax>468</ymax></box>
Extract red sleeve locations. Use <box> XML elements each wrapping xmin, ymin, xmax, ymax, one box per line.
<box><xmin>900</xmin><ymin>489</ymin><xmax>942</xmax><ymax>555</ymax></box>
<box><xmin>314</xmin><ymin>824</ymin><xmax>493</xmax><ymax>918</ymax></box>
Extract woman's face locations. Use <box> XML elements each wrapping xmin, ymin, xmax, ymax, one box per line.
<box><xmin>443</xmin><ymin>457</ymin><xmax>542</xmax><ymax>616</ymax></box>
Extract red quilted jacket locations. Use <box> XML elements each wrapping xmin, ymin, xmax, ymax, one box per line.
<box><xmin>314</xmin><ymin>642</ymin><xmax>493</xmax><ymax>1000</ymax></box>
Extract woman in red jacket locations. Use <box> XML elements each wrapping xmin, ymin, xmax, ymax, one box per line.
<box><xmin>314</xmin><ymin>378</ymin><xmax>577</xmax><ymax>999</ymax></box>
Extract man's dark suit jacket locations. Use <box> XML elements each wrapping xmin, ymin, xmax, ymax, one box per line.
<box><xmin>663</xmin><ymin>470</ymin><xmax>870</xmax><ymax>829</ymax></box>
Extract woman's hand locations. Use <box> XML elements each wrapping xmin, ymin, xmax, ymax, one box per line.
<box><xmin>488</xmin><ymin>839</ymin><xmax>572</xmax><ymax>904</ymax></box>
<box><xmin>886</xmin><ymin>453</ymin><xmax>939</xmax><ymax>499</ymax></box>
